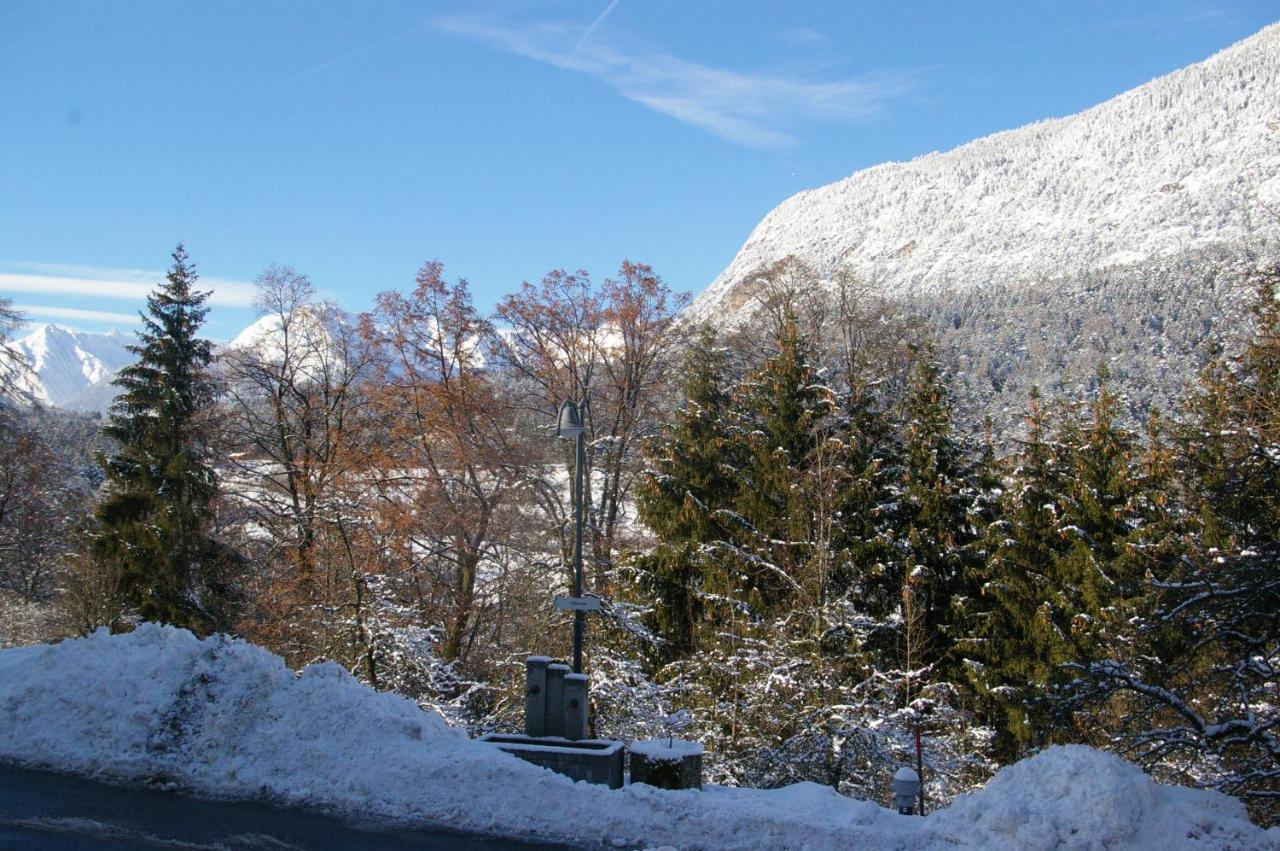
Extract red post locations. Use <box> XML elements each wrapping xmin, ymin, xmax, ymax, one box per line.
<box><xmin>914</xmin><ymin>722</ymin><xmax>925</xmax><ymax>815</ymax></box>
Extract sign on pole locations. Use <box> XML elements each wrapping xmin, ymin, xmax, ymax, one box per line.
<box><xmin>554</xmin><ymin>595</ymin><xmax>601</xmax><ymax>612</ymax></box>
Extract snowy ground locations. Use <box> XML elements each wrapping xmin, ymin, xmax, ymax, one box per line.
<box><xmin>0</xmin><ymin>626</ymin><xmax>1274</xmax><ymax>850</ymax></box>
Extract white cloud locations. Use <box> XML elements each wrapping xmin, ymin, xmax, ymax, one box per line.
<box><xmin>0</xmin><ymin>269</ymin><xmax>257</xmax><ymax>308</ymax></box>
<box><xmin>202</xmin><ymin>278</ymin><xmax>260</xmax><ymax>307</ymax></box>
<box><xmin>12</xmin><ymin>304</ymin><xmax>141</xmax><ymax>324</ymax></box>
<box><xmin>431</xmin><ymin>14</ymin><xmax>917</xmax><ymax>148</ymax></box>
<box><xmin>5</xmin><ymin>260</ymin><xmax>157</xmax><ymax>282</ymax></box>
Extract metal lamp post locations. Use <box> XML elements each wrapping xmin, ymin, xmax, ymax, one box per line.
<box><xmin>556</xmin><ymin>399</ymin><xmax>587</xmax><ymax>673</ymax></box>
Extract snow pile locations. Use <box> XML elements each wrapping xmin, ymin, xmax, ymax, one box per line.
<box><xmin>1</xmin><ymin>627</ymin><xmax>1275</xmax><ymax>850</ymax></box>
<box><xmin>925</xmin><ymin>745</ymin><xmax>1275</xmax><ymax>850</ymax></box>
<box><xmin>630</xmin><ymin>739</ymin><xmax>704</xmax><ymax>759</ymax></box>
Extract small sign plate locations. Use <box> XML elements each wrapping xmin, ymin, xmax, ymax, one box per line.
<box><xmin>554</xmin><ymin>595</ymin><xmax>601</xmax><ymax>612</ymax></box>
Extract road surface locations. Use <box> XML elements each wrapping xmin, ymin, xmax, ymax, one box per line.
<box><xmin>0</xmin><ymin>762</ymin><xmax>576</xmax><ymax>849</ymax></box>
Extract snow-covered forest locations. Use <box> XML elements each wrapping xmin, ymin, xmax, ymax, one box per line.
<box><xmin>0</xmin><ymin>247</ymin><xmax>1277</xmax><ymax>830</ymax></box>
<box><xmin>687</xmin><ymin>23</ymin><xmax>1280</xmax><ymax>323</ymax></box>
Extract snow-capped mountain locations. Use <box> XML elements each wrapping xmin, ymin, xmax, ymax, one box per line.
<box><xmin>3</xmin><ymin>324</ymin><xmax>134</xmax><ymax>411</ymax></box>
<box><xmin>688</xmin><ymin>23</ymin><xmax>1280</xmax><ymax>326</ymax></box>
<box><xmin>223</xmin><ymin>304</ymin><xmax>354</xmax><ymax>373</ymax></box>
<box><xmin>2</xmin><ymin>306</ymin><xmax>358</xmax><ymax>414</ymax></box>
<box><xmin>225</xmin><ymin>304</ymin><xmax>342</xmax><ymax>355</ymax></box>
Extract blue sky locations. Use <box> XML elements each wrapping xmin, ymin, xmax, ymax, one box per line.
<box><xmin>2</xmin><ymin>2</ymin><xmax>1277</xmax><ymax>341</ymax></box>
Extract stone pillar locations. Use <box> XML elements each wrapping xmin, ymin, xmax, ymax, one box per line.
<box><xmin>545</xmin><ymin>663</ymin><xmax>570</xmax><ymax>738</ymax></box>
<box><xmin>524</xmin><ymin>656</ymin><xmax>551</xmax><ymax>737</ymax></box>
<box><xmin>563</xmin><ymin>673</ymin><xmax>588</xmax><ymax>741</ymax></box>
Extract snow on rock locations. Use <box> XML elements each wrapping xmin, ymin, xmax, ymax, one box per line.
<box><xmin>1</xmin><ymin>626</ymin><xmax>1275</xmax><ymax>850</ymax></box>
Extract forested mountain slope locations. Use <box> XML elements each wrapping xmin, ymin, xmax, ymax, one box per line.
<box><xmin>689</xmin><ymin>24</ymin><xmax>1280</xmax><ymax>432</ymax></box>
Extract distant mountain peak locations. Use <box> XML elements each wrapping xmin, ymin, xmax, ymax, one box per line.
<box><xmin>3</xmin><ymin>325</ymin><xmax>135</xmax><ymax>411</ymax></box>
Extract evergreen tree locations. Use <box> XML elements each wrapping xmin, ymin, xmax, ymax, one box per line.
<box><xmin>634</xmin><ymin>326</ymin><xmax>743</xmax><ymax>660</ymax></box>
<box><xmin>730</xmin><ymin>309</ymin><xmax>834</xmax><ymax>612</ymax></box>
<box><xmin>1063</xmin><ymin>267</ymin><xmax>1280</xmax><ymax>824</ymax></box>
<box><xmin>94</xmin><ymin>245</ymin><xmax>227</xmax><ymax>631</ymax></box>
<box><xmin>896</xmin><ymin>341</ymin><xmax>977</xmax><ymax>670</ymax></box>
<box><xmin>828</xmin><ymin>344</ymin><xmax>901</xmax><ymax>619</ymax></box>
<box><xmin>1184</xmin><ymin>267</ymin><xmax>1280</xmax><ymax>541</ymax></box>
<box><xmin>967</xmin><ymin>386</ymin><xmax>1070</xmax><ymax>759</ymax></box>
<box><xmin>1053</xmin><ymin>365</ymin><xmax>1141</xmax><ymax>662</ymax></box>
<box><xmin>1092</xmin><ymin>409</ymin><xmax>1185</xmax><ymax>659</ymax></box>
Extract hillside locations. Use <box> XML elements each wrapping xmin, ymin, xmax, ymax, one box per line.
<box><xmin>690</xmin><ymin>24</ymin><xmax>1280</xmax><ymax>323</ymax></box>
<box><xmin>686</xmin><ymin>24</ymin><xmax>1280</xmax><ymax>432</ymax></box>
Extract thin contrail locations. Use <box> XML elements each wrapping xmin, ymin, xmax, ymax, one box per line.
<box><xmin>570</xmin><ymin>0</ymin><xmax>620</xmax><ymax>60</ymax></box>
<box><xmin>263</xmin><ymin>32</ymin><xmax>415</xmax><ymax>95</ymax></box>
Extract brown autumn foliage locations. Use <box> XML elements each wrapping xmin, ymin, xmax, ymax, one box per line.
<box><xmin>363</xmin><ymin>262</ymin><xmax>536</xmax><ymax>665</ymax></box>
<box><xmin>493</xmin><ymin>261</ymin><xmax>689</xmax><ymax>592</ymax></box>
<box><xmin>220</xmin><ymin>266</ymin><xmax>382</xmax><ymax>671</ymax></box>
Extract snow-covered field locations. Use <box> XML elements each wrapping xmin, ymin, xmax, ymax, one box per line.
<box><xmin>0</xmin><ymin>626</ymin><xmax>1274</xmax><ymax>850</ymax></box>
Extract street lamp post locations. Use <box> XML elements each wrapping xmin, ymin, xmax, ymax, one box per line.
<box><xmin>556</xmin><ymin>399</ymin><xmax>587</xmax><ymax>673</ymax></box>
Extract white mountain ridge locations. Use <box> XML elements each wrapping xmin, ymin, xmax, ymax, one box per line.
<box><xmin>225</xmin><ymin>305</ymin><xmax>340</xmax><ymax>364</ymax></box>
<box><xmin>2</xmin><ymin>324</ymin><xmax>134</xmax><ymax>411</ymax></box>
<box><xmin>3</xmin><ymin>306</ymin><xmax>360</xmax><ymax>414</ymax></box>
<box><xmin>687</xmin><ymin>22</ymin><xmax>1280</xmax><ymax>325</ymax></box>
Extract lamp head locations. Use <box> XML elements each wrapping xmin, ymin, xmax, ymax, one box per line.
<box><xmin>556</xmin><ymin>400</ymin><xmax>585</xmax><ymax>440</ymax></box>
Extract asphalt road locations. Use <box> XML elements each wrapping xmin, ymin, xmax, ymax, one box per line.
<box><xmin>0</xmin><ymin>762</ymin><xmax>576</xmax><ymax>850</ymax></box>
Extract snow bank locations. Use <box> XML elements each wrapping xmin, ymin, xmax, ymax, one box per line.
<box><xmin>0</xmin><ymin>627</ymin><xmax>1274</xmax><ymax>850</ymax></box>
<box><xmin>926</xmin><ymin>744</ymin><xmax>1275</xmax><ymax>850</ymax></box>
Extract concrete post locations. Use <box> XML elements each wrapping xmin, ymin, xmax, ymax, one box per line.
<box><xmin>545</xmin><ymin>663</ymin><xmax>570</xmax><ymax>738</ymax></box>
<box><xmin>563</xmin><ymin>673</ymin><xmax>588</xmax><ymax>741</ymax></box>
<box><xmin>524</xmin><ymin>656</ymin><xmax>551</xmax><ymax>737</ymax></box>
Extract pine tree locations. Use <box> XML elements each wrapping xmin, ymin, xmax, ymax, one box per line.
<box><xmin>94</xmin><ymin>245</ymin><xmax>226</xmax><ymax>631</ymax></box>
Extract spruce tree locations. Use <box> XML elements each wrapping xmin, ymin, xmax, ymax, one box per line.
<box><xmin>731</xmin><ymin>309</ymin><xmax>834</xmax><ymax>612</ymax></box>
<box><xmin>1184</xmin><ymin>267</ymin><xmax>1280</xmax><ymax>540</ymax></box>
<box><xmin>828</xmin><ymin>346</ymin><xmax>901</xmax><ymax>619</ymax></box>
<box><xmin>967</xmin><ymin>386</ymin><xmax>1069</xmax><ymax>758</ymax></box>
<box><xmin>1062</xmin><ymin>267</ymin><xmax>1280</xmax><ymax>824</ymax></box>
<box><xmin>94</xmin><ymin>245</ymin><xmax>223</xmax><ymax>630</ymax></box>
<box><xmin>974</xmin><ymin>370</ymin><xmax>1150</xmax><ymax>757</ymax></box>
<box><xmin>634</xmin><ymin>326</ymin><xmax>742</xmax><ymax>660</ymax></box>
<box><xmin>1050</xmin><ymin>365</ymin><xmax>1141</xmax><ymax>665</ymax></box>
<box><xmin>896</xmin><ymin>341</ymin><xmax>977</xmax><ymax>669</ymax></box>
